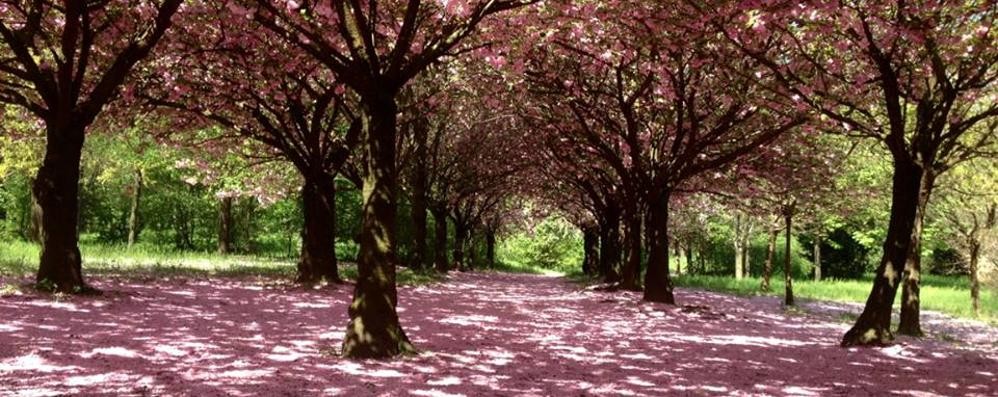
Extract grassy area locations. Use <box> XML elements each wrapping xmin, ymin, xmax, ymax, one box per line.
<box><xmin>673</xmin><ymin>274</ymin><xmax>997</xmax><ymax>324</ymax></box>
<box><xmin>0</xmin><ymin>240</ymin><xmax>442</xmax><ymax>286</ymax></box>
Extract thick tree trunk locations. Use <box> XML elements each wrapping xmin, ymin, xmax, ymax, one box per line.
<box><xmin>218</xmin><ymin>196</ymin><xmax>234</xmax><ymax>254</ymax></box>
<box><xmin>453</xmin><ymin>222</ymin><xmax>468</xmax><ymax>271</ymax></box>
<box><xmin>898</xmin><ymin>171</ymin><xmax>934</xmax><ymax>336</ymax></box>
<box><xmin>598</xmin><ymin>205</ymin><xmax>622</xmax><ymax>283</ymax></box>
<box><xmin>127</xmin><ymin>169</ymin><xmax>143</xmax><ymax>248</ymax></box>
<box><xmin>842</xmin><ymin>160</ymin><xmax>924</xmax><ymax>346</ymax></box>
<box><xmin>762</xmin><ymin>225</ymin><xmax>778</xmax><ymax>292</ymax></box>
<box><xmin>432</xmin><ymin>207</ymin><xmax>449</xmax><ymax>273</ymax></box>
<box><xmin>620</xmin><ymin>205</ymin><xmax>642</xmax><ymax>291</ymax></box>
<box><xmin>582</xmin><ymin>226</ymin><xmax>599</xmax><ymax>275</ymax></box>
<box><xmin>783</xmin><ymin>202</ymin><xmax>795</xmax><ymax>306</ymax></box>
<box><xmin>297</xmin><ymin>176</ymin><xmax>340</xmax><ymax>283</ymax></box>
<box><xmin>814</xmin><ymin>235</ymin><xmax>822</xmax><ymax>282</ymax></box>
<box><xmin>342</xmin><ymin>95</ymin><xmax>415</xmax><ymax>359</ymax></box>
<box><xmin>643</xmin><ymin>191</ymin><xmax>675</xmax><ymax>304</ymax></box>
<box><xmin>485</xmin><ymin>229</ymin><xmax>497</xmax><ymax>268</ymax></box>
<box><xmin>411</xmin><ymin>119</ymin><xmax>429</xmax><ymax>270</ymax></box>
<box><xmin>33</xmin><ymin>123</ymin><xmax>88</xmax><ymax>293</ymax></box>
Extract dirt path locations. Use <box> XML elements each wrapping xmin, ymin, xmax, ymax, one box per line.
<box><xmin>1</xmin><ymin>272</ymin><xmax>995</xmax><ymax>396</ymax></box>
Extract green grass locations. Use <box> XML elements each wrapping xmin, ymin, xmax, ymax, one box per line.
<box><xmin>0</xmin><ymin>240</ymin><xmax>442</xmax><ymax>286</ymax></box>
<box><xmin>673</xmin><ymin>274</ymin><xmax>997</xmax><ymax>324</ymax></box>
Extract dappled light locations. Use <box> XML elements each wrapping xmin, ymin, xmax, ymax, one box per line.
<box><xmin>2</xmin><ymin>272</ymin><xmax>994</xmax><ymax>395</ymax></box>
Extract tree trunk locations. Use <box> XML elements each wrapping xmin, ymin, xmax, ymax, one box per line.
<box><xmin>762</xmin><ymin>225</ymin><xmax>778</xmax><ymax>292</ymax></box>
<box><xmin>218</xmin><ymin>196</ymin><xmax>234</xmax><ymax>254</ymax></box>
<box><xmin>26</xmin><ymin>178</ymin><xmax>43</xmax><ymax>244</ymax></box>
<box><xmin>297</xmin><ymin>176</ymin><xmax>340</xmax><ymax>283</ymax></box>
<box><xmin>127</xmin><ymin>168</ymin><xmax>143</xmax><ymax>248</ymax></box>
<box><xmin>842</xmin><ymin>159</ymin><xmax>924</xmax><ymax>346</ymax></box>
<box><xmin>898</xmin><ymin>171</ymin><xmax>934</xmax><ymax>337</ymax></box>
<box><xmin>734</xmin><ymin>212</ymin><xmax>745</xmax><ymax>279</ymax></box>
<box><xmin>675</xmin><ymin>241</ymin><xmax>682</xmax><ymax>276</ymax></box>
<box><xmin>432</xmin><ymin>206</ymin><xmax>449</xmax><ymax>273</ymax></box>
<box><xmin>643</xmin><ymin>191</ymin><xmax>675</xmax><ymax>304</ymax></box>
<box><xmin>582</xmin><ymin>226</ymin><xmax>599</xmax><ymax>275</ymax></box>
<box><xmin>411</xmin><ymin>118</ymin><xmax>429</xmax><ymax>270</ymax></box>
<box><xmin>485</xmin><ymin>229</ymin><xmax>497</xmax><ymax>268</ymax></box>
<box><xmin>341</xmin><ymin>94</ymin><xmax>415</xmax><ymax>359</ymax></box>
<box><xmin>814</xmin><ymin>234</ymin><xmax>822</xmax><ymax>282</ymax></box>
<box><xmin>969</xmin><ymin>239</ymin><xmax>980</xmax><ymax>317</ymax></box>
<box><xmin>453</xmin><ymin>222</ymin><xmax>468</xmax><ymax>271</ymax></box>
<box><xmin>685</xmin><ymin>243</ymin><xmax>693</xmax><ymax>275</ymax></box>
<box><xmin>598</xmin><ymin>204</ymin><xmax>622</xmax><ymax>283</ymax></box>
<box><xmin>783</xmin><ymin>202</ymin><xmax>795</xmax><ymax>306</ymax></box>
<box><xmin>743</xmin><ymin>224</ymin><xmax>752</xmax><ymax>277</ymax></box>
<box><xmin>620</xmin><ymin>204</ymin><xmax>642</xmax><ymax>291</ymax></box>
<box><xmin>33</xmin><ymin>123</ymin><xmax>88</xmax><ymax>293</ymax></box>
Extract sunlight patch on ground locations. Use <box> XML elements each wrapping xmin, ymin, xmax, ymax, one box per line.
<box><xmin>81</xmin><ymin>346</ymin><xmax>140</xmax><ymax>359</ymax></box>
<box><xmin>0</xmin><ymin>354</ymin><xmax>79</xmax><ymax>373</ymax></box>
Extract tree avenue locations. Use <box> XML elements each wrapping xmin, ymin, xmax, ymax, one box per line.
<box><xmin>1</xmin><ymin>0</ymin><xmax>995</xmax><ymax>368</ymax></box>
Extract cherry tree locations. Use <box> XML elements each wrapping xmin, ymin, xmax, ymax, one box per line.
<box><xmin>720</xmin><ymin>0</ymin><xmax>997</xmax><ymax>343</ymax></box>
<box><xmin>143</xmin><ymin>3</ymin><xmax>360</xmax><ymax>283</ymax></box>
<box><xmin>522</xmin><ymin>0</ymin><xmax>804</xmax><ymax>303</ymax></box>
<box><xmin>0</xmin><ymin>0</ymin><xmax>185</xmax><ymax>292</ymax></box>
<box><xmin>237</xmin><ymin>0</ymin><xmax>535</xmax><ymax>358</ymax></box>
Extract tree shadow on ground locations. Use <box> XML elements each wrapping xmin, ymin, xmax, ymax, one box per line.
<box><xmin>0</xmin><ymin>272</ymin><xmax>994</xmax><ymax>396</ymax></box>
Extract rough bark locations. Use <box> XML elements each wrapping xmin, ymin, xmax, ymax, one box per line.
<box><xmin>218</xmin><ymin>196</ymin><xmax>234</xmax><ymax>254</ymax></box>
<box><xmin>297</xmin><ymin>176</ymin><xmax>341</xmax><ymax>283</ymax></box>
<box><xmin>643</xmin><ymin>191</ymin><xmax>675</xmax><ymax>304</ymax></box>
<box><xmin>783</xmin><ymin>202</ymin><xmax>795</xmax><ymax>306</ymax></box>
<box><xmin>432</xmin><ymin>207</ymin><xmax>449</xmax><ymax>273</ymax></box>
<box><xmin>127</xmin><ymin>169</ymin><xmax>143</xmax><ymax>248</ymax></box>
<box><xmin>342</xmin><ymin>95</ymin><xmax>415</xmax><ymax>359</ymax></box>
<box><xmin>842</xmin><ymin>160</ymin><xmax>924</xmax><ymax>347</ymax></box>
<box><xmin>898</xmin><ymin>171</ymin><xmax>934</xmax><ymax>337</ymax></box>
<box><xmin>34</xmin><ymin>123</ymin><xmax>88</xmax><ymax>293</ymax></box>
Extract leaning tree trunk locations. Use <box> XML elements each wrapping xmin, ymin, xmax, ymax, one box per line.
<box><xmin>643</xmin><ymin>191</ymin><xmax>675</xmax><ymax>304</ymax></box>
<box><xmin>814</xmin><ymin>234</ymin><xmax>822</xmax><ymax>282</ymax></box>
<box><xmin>34</xmin><ymin>123</ymin><xmax>88</xmax><ymax>293</ymax></box>
<box><xmin>582</xmin><ymin>226</ymin><xmax>599</xmax><ymax>276</ymax></box>
<box><xmin>411</xmin><ymin>119</ymin><xmax>429</xmax><ymax>270</ymax></box>
<box><xmin>762</xmin><ymin>224</ymin><xmax>778</xmax><ymax>292</ymax></box>
<box><xmin>297</xmin><ymin>175</ymin><xmax>340</xmax><ymax>283</ymax></box>
<box><xmin>432</xmin><ymin>207</ymin><xmax>449</xmax><ymax>273</ymax></box>
<box><xmin>620</xmin><ymin>204</ymin><xmax>642</xmax><ymax>291</ymax></box>
<box><xmin>127</xmin><ymin>168</ymin><xmax>143</xmax><ymax>248</ymax></box>
<box><xmin>218</xmin><ymin>196</ymin><xmax>235</xmax><ymax>254</ymax></box>
<box><xmin>783</xmin><ymin>202</ymin><xmax>795</xmax><ymax>306</ymax></box>
<box><xmin>341</xmin><ymin>94</ymin><xmax>415</xmax><ymax>359</ymax></box>
<box><xmin>842</xmin><ymin>159</ymin><xmax>924</xmax><ymax>346</ymax></box>
<box><xmin>598</xmin><ymin>205</ymin><xmax>622</xmax><ymax>283</ymax></box>
<box><xmin>898</xmin><ymin>171</ymin><xmax>934</xmax><ymax>337</ymax></box>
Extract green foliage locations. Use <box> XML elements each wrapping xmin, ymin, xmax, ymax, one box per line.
<box><xmin>497</xmin><ymin>217</ymin><xmax>583</xmax><ymax>274</ymax></box>
<box><xmin>674</xmin><ymin>274</ymin><xmax>996</xmax><ymax>324</ymax></box>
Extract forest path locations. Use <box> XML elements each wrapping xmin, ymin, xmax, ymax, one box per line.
<box><xmin>1</xmin><ymin>272</ymin><xmax>995</xmax><ymax>396</ymax></box>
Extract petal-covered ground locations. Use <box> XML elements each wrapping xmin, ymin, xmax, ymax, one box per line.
<box><xmin>1</xmin><ymin>272</ymin><xmax>995</xmax><ymax>396</ymax></box>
